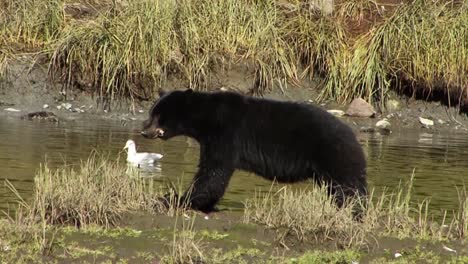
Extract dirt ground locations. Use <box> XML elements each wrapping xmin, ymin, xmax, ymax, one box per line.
<box><xmin>1</xmin><ymin>57</ymin><xmax>467</xmax><ymax>135</ymax></box>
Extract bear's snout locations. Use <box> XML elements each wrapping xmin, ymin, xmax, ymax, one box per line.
<box><xmin>155</xmin><ymin>128</ymin><xmax>165</xmax><ymax>137</ymax></box>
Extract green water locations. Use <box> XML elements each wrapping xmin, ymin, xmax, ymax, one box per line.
<box><xmin>0</xmin><ymin>117</ymin><xmax>467</xmax><ymax>213</ymax></box>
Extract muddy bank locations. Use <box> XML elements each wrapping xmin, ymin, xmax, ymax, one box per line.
<box><xmin>1</xmin><ymin>211</ymin><xmax>467</xmax><ymax>263</ymax></box>
<box><xmin>1</xmin><ymin>58</ymin><xmax>467</xmax><ymax>134</ymax></box>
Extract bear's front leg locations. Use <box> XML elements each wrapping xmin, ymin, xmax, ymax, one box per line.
<box><xmin>181</xmin><ymin>163</ymin><xmax>235</xmax><ymax>213</ymax></box>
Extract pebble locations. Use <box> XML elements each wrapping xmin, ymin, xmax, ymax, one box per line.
<box><xmin>394</xmin><ymin>252</ymin><xmax>402</xmax><ymax>258</ymax></box>
<box><xmin>327</xmin><ymin>109</ymin><xmax>345</xmax><ymax>117</ymax></box>
<box><xmin>376</xmin><ymin>118</ymin><xmax>391</xmax><ymax>129</ymax></box>
<box><xmin>4</xmin><ymin>108</ymin><xmax>20</xmax><ymax>112</ymax></box>
<box><xmin>43</xmin><ymin>104</ymin><xmax>49</xmax><ymax>109</ymax></box>
<box><xmin>419</xmin><ymin>117</ymin><xmax>434</xmax><ymax>127</ymax></box>
<box><xmin>61</xmin><ymin>103</ymin><xmax>72</xmax><ymax>111</ymax></box>
<box><xmin>359</xmin><ymin>126</ymin><xmax>375</xmax><ymax>133</ymax></box>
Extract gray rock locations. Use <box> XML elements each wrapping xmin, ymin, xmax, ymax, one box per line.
<box><xmin>276</xmin><ymin>0</ymin><xmax>334</xmax><ymax>15</ymax></box>
<box><xmin>376</xmin><ymin>118</ymin><xmax>391</xmax><ymax>129</ymax></box>
<box><xmin>309</xmin><ymin>0</ymin><xmax>334</xmax><ymax>15</ymax></box>
<box><xmin>359</xmin><ymin>126</ymin><xmax>375</xmax><ymax>133</ymax></box>
<box><xmin>21</xmin><ymin>111</ymin><xmax>58</xmax><ymax>122</ymax></box>
<box><xmin>61</xmin><ymin>103</ymin><xmax>72</xmax><ymax>110</ymax></box>
<box><xmin>419</xmin><ymin>117</ymin><xmax>434</xmax><ymax>127</ymax></box>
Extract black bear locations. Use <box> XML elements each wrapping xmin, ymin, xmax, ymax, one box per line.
<box><xmin>141</xmin><ymin>89</ymin><xmax>367</xmax><ymax>213</ymax></box>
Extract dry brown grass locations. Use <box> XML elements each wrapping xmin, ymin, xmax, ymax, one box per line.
<box><xmin>1</xmin><ymin>0</ymin><xmax>467</xmax><ymax>110</ymax></box>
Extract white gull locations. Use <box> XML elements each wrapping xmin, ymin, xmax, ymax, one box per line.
<box><xmin>123</xmin><ymin>140</ymin><xmax>163</xmax><ymax>166</ymax></box>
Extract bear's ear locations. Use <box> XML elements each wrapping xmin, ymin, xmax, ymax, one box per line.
<box><xmin>185</xmin><ymin>88</ymin><xmax>193</xmax><ymax>94</ymax></box>
<box><xmin>158</xmin><ymin>89</ymin><xmax>167</xmax><ymax>98</ymax></box>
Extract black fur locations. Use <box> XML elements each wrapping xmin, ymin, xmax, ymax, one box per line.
<box><xmin>142</xmin><ymin>89</ymin><xmax>367</xmax><ymax>213</ymax></box>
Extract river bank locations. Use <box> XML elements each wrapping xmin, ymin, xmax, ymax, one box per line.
<box><xmin>1</xmin><ymin>57</ymin><xmax>467</xmax><ymax>135</ymax></box>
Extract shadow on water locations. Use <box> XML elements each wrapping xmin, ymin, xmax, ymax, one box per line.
<box><xmin>0</xmin><ymin>117</ymin><xmax>467</xmax><ymax>214</ymax></box>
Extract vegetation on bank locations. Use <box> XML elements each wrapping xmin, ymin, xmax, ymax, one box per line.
<box><xmin>1</xmin><ymin>0</ymin><xmax>467</xmax><ymax>111</ymax></box>
<box><xmin>1</xmin><ymin>153</ymin><xmax>467</xmax><ymax>262</ymax></box>
<box><xmin>245</xmin><ymin>175</ymin><xmax>468</xmax><ymax>248</ymax></box>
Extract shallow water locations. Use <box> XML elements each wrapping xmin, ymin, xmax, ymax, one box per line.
<box><xmin>0</xmin><ymin>117</ymin><xmax>467</xmax><ymax>214</ymax></box>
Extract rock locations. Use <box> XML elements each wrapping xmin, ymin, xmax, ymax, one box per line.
<box><xmin>308</xmin><ymin>0</ymin><xmax>335</xmax><ymax>15</ymax></box>
<box><xmin>64</xmin><ymin>3</ymin><xmax>96</xmax><ymax>19</ymax></box>
<box><xmin>138</xmin><ymin>110</ymin><xmax>144</xmax><ymax>113</ymax></box>
<box><xmin>419</xmin><ymin>117</ymin><xmax>434</xmax><ymax>127</ymax></box>
<box><xmin>21</xmin><ymin>111</ymin><xmax>58</xmax><ymax>122</ymax></box>
<box><xmin>376</xmin><ymin>118</ymin><xmax>391</xmax><ymax>129</ymax></box>
<box><xmin>61</xmin><ymin>103</ymin><xmax>72</xmax><ymax>110</ymax></box>
<box><xmin>437</xmin><ymin>119</ymin><xmax>445</xmax><ymax>125</ymax></box>
<box><xmin>346</xmin><ymin>98</ymin><xmax>376</xmax><ymax>118</ymax></box>
<box><xmin>394</xmin><ymin>252</ymin><xmax>402</xmax><ymax>258</ymax></box>
<box><xmin>359</xmin><ymin>126</ymin><xmax>375</xmax><ymax>133</ymax></box>
<box><xmin>43</xmin><ymin>104</ymin><xmax>49</xmax><ymax>109</ymax></box>
<box><xmin>327</xmin><ymin>109</ymin><xmax>345</xmax><ymax>117</ymax></box>
<box><xmin>4</xmin><ymin>108</ymin><xmax>20</xmax><ymax>112</ymax></box>
<box><xmin>0</xmin><ymin>101</ymin><xmax>14</xmax><ymax>107</ymax></box>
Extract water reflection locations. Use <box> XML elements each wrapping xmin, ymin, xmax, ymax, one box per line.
<box><xmin>361</xmin><ymin>130</ymin><xmax>468</xmax><ymax>213</ymax></box>
<box><xmin>0</xmin><ymin>117</ymin><xmax>467</xmax><ymax>214</ymax></box>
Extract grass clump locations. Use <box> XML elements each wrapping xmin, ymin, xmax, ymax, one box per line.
<box><xmin>244</xmin><ymin>174</ymin><xmax>468</xmax><ymax>249</ymax></box>
<box><xmin>23</xmin><ymin>152</ymin><xmax>164</xmax><ymax>228</ymax></box>
<box><xmin>0</xmin><ymin>0</ymin><xmax>65</xmax><ymax>49</ymax></box>
<box><xmin>324</xmin><ymin>0</ymin><xmax>468</xmax><ymax>109</ymax></box>
<box><xmin>382</xmin><ymin>0</ymin><xmax>468</xmax><ymax>110</ymax></box>
<box><xmin>49</xmin><ymin>0</ymin><xmax>290</xmax><ymax>100</ymax></box>
<box><xmin>162</xmin><ymin>214</ymin><xmax>205</xmax><ymax>264</ymax></box>
<box><xmin>244</xmin><ymin>184</ymin><xmax>368</xmax><ymax>249</ymax></box>
<box><xmin>2</xmin><ymin>0</ymin><xmax>467</xmax><ymax>110</ymax></box>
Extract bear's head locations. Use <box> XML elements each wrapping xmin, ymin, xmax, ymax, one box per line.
<box><xmin>141</xmin><ymin>89</ymin><xmax>195</xmax><ymax>140</ymax></box>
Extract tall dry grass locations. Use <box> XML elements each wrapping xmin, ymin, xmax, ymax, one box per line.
<box><xmin>1</xmin><ymin>0</ymin><xmax>467</xmax><ymax>110</ymax></box>
<box><xmin>0</xmin><ymin>0</ymin><xmax>64</xmax><ymax>49</ymax></box>
<box><xmin>320</xmin><ymin>0</ymin><xmax>468</xmax><ymax>108</ymax></box>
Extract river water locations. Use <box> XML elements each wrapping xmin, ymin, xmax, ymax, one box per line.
<box><xmin>0</xmin><ymin>117</ymin><xmax>467</xmax><ymax>215</ymax></box>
